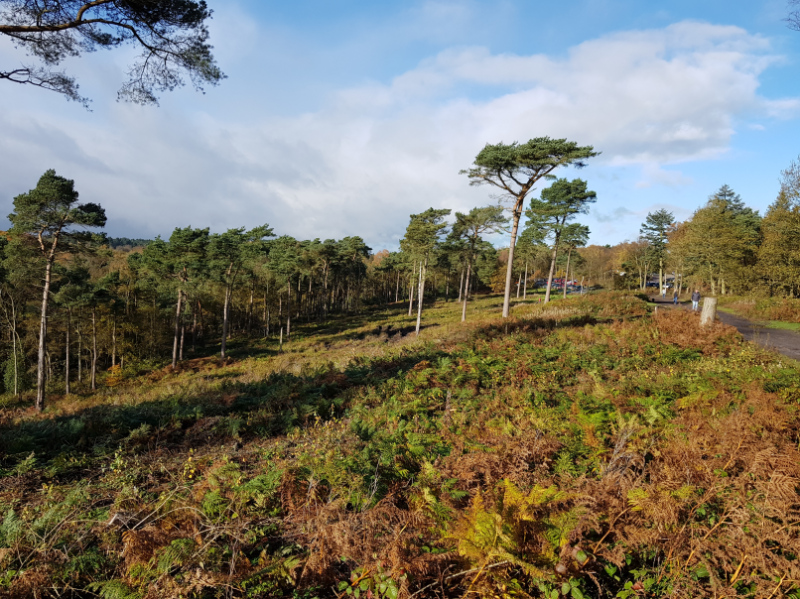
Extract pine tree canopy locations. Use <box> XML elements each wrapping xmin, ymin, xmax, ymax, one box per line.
<box><xmin>0</xmin><ymin>0</ymin><xmax>224</xmax><ymax>105</ymax></box>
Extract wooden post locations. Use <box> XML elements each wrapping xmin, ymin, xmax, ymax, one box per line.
<box><xmin>700</xmin><ymin>297</ymin><xmax>718</xmax><ymax>326</ymax></box>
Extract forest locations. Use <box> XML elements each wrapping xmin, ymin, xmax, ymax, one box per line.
<box><xmin>1</xmin><ymin>143</ymin><xmax>800</xmax><ymax>598</ymax></box>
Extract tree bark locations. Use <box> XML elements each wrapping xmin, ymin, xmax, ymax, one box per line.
<box><xmin>461</xmin><ymin>260</ymin><xmax>472</xmax><ymax>322</ymax></box>
<box><xmin>77</xmin><ymin>327</ymin><xmax>82</xmax><ymax>383</ymax></box>
<box><xmin>544</xmin><ymin>241</ymin><xmax>559</xmax><ymax>304</ymax></box>
<box><xmin>65</xmin><ymin>307</ymin><xmax>71</xmax><ymax>395</ymax></box>
<box><xmin>416</xmin><ymin>260</ymin><xmax>426</xmax><ymax>336</ymax></box>
<box><xmin>221</xmin><ymin>283</ymin><xmax>232</xmax><ymax>358</ymax></box>
<box><xmin>172</xmin><ymin>288</ymin><xmax>183</xmax><ymax>369</ymax></box>
<box><xmin>408</xmin><ymin>263</ymin><xmax>416</xmax><ymax>317</ymax></box>
<box><xmin>287</xmin><ymin>279</ymin><xmax>292</xmax><ymax>337</ymax></box>
<box><xmin>502</xmin><ymin>194</ymin><xmax>526</xmax><ymax>318</ymax></box>
<box><xmin>247</xmin><ymin>279</ymin><xmax>255</xmax><ymax>334</ymax></box>
<box><xmin>458</xmin><ymin>265</ymin><xmax>464</xmax><ymax>302</ymax></box>
<box><xmin>523</xmin><ymin>261</ymin><xmax>528</xmax><ymax>300</ymax></box>
<box><xmin>36</xmin><ymin>249</ymin><xmax>57</xmax><ymax>411</ymax></box>
<box><xmin>563</xmin><ymin>248</ymin><xmax>573</xmax><ymax>299</ymax></box>
<box><xmin>91</xmin><ymin>308</ymin><xmax>97</xmax><ymax>391</ymax></box>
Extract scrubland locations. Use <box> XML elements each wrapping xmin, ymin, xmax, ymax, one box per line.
<box><xmin>1</xmin><ymin>292</ymin><xmax>800</xmax><ymax>598</ymax></box>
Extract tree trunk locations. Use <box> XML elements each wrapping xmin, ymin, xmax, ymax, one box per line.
<box><xmin>461</xmin><ymin>260</ymin><xmax>472</xmax><ymax>322</ymax></box>
<box><xmin>523</xmin><ymin>261</ymin><xmax>528</xmax><ymax>300</ymax></box>
<box><xmin>36</xmin><ymin>257</ymin><xmax>55</xmax><ymax>411</ymax></box>
<box><xmin>77</xmin><ymin>327</ymin><xmax>82</xmax><ymax>383</ymax></box>
<box><xmin>416</xmin><ymin>260</ymin><xmax>426</xmax><ymax>337</ymax></box>
<box><xmin>247</xmin><ymin>280</ymin><xmax>255</xmax><ymax>334</ymax></box>
<box><xmin>287</xmin><ymin>280</ymin><xmax>292</xmax><ymax>337</ymax></box>
<box><xmin>91</xmin><ymin>309</ymin><xmax>97</xmax><ymax>391</ymax></box>
<box><xmin>111</xmin><ymin>316</ymin><xmax>117</xmax><ymax>367</ymax></box>
<box><xmin>395</xmin><ymin>271</ymin><xmax>399</xmax><ymax>303</ymax></box>
<box><xmin>172</xmin><ymin>288</ymin><xmax>183</xmax><ymax>369</ymax></box>
<box><xmin>563</xmin><ymin>248</ymin><xmax>572</xmax><ymax>299</ymax></box>
<box><xmin>516</xmin><ymin>271</ymin><xmax>522</xmax><ymax>299</ymax></box>
<box><xmin>408</xmin><ymin>263</ymin><xmax>416</xmax><ymax>317</ymax></box>
<box><xmin>502</xmin><ymin>195</ymin><xmax>525</xmax><ymax>318</ymax></box>
<box><xmin>192</xmin><ymin>307</ymin><xmax>198</xmax><ymax>353</ymax></box>
<box><xmin>179</xmin><ymin>324</ymin><xmax>185</xmax><ymax>361</ymax></box>
<box><xmin>458</xmin><ymin>266</ymin><xmax>464</xmax><ymax>302</ymax></box>
<box><xmin>544</xmin><ymin>241</ymin><xmax>559</xmax><ymax>304</ymax></box>
<box><xmin>65</xmin><ymin>307</ymin><xmax>71</xmax><ymax>395</ymax></box>
<box><xmin>221</xmin><ymin>285</ymin><xmax>232</xmax><ymax>358</ymax></box>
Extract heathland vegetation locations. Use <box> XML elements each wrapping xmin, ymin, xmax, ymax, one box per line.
<box><xmin>1</xmin><ymin>148</ymin><xmax>800</xmax><ymax>598</ymax></box>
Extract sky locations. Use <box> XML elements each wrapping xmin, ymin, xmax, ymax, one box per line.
<box><xmin>1</xmin><ymin>0</ymin><xmax>800</xmax><ymax>251</ymax></box>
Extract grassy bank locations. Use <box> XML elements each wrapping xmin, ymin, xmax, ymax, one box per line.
<box><xmin>1</xmin><ymin>292</ymin><xmax>799</xmax><ymax>598</ymax></box>
<box><xmin>718</xmin><ymin>295</ymin><xmax>800</xmax><ymax>329</ymax></box>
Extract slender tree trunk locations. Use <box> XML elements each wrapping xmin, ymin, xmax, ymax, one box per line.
<box><xmin>77</xmin><ymin>328</ymin><xmax>82</xmax><ymax>383</ymax></box>
<box><xmin>192</xmin><ymin>308</ymin><xmax>198</xmax><ymax>353</ymax></box>
<box><xmin>91</xmin><ymin>309</ymin><xmax>97</xmax><ymax>391</ymax></box>
<box><xmin>65</xmin><ymin>307</ymin><xmax>71</xmax><ymax>395</ymax></box>
<box><xmin>247</xmin><ymin>280</ymin><xmax>255</xmax><ymax>334</ymax></box>
<box><xmin>262</xmin><ymin>291</ymin><xmax>267</xmax><ymax>332</ymax></box>
<box><xmin>516</xmin><ymin>271</ymin><xmax>522</xmax><ymax>299</ymax></box>
<box><xmin>458</xmin><ymin>266</ymin><xmax>464</xmax><ymax>302</ymax></box>
<box><xmin>179</xmin><ymin>324</ymin><xmax>185</xmax><ymax>360</ymax></box>
<box><xmin>502</xmin><ymin>196</ymin><xmax>526</xmax><ymax>318</ymax></box>
<box><xmin>395</xmin><ymin>271</ymin><xmax>399</xmax><ymax>303</ymax></box>
<box><xmin>461</xmin><ymin>260</ymin><xmax>472</xmax><ymax>322</ymax></box>
<box><xmin>416</xmin><ymin>260</ymin><xmax>426</xmax><ymax>337</ymax></box>
<box><xmin>544</xmin><ymin>241</ymin><xmax>559</xmax><ymax>304</ymax></box>
<box><xmin>408</xmin><ymin>263</ymin><xmax>416</xmax><ymax>317</ymax></box>
<box><xmin>221</xmin><ymin>285</ymin><xmax>232</xmax><ymax>358</ymax></box>
<box><xmin>287</xmin><ymin>280</ymin><xmax>292</xmax><ymax>337</ymax></box>
<box><xmin>36</xmin><ymin>256</ymin><xmax>56</xmax><ymax>411</ymax></box>
<box><xmin>523</xmin><ymin>261</ymin><xmax>528</xmax><ymax>300</ymax></box>
<box><xmin>172</xmin><ymin>288</ymin><xmax>183</xmax><ymax>369</ymax></box>
<box><xmin>111</xmin><ymin>316</ymin><xmax>117</xmax><ymax>367</ymax></box>
<box><xmin>563</xmin><ymin>248</ymin><xmax>573</xmax><ymax>299</ymax></box>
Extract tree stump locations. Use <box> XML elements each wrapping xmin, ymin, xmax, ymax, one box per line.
<box><xmin>700</xmin><ymin>297</ymin><xmax>718</xmax><ymax>326</ymax></box>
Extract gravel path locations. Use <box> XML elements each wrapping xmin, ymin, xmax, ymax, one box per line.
<box><xmin>650</xmin><ymin>295</ymin><xmax>800</xmax><ymax>362</ymax></box>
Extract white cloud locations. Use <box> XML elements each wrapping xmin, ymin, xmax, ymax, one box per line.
<box><xmin>0</xmin><ymin>20</ymin><xmax>796</xmax><ymax>249</ymax></box>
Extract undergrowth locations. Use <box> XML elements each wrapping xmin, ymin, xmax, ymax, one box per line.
<box><xmin>1</xmin><ymin>292</ymin><xmax>799</xmax><ymax>598</ymax></box>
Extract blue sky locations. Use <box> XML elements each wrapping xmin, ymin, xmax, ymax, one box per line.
<box><xmin>1</xmin><ymin>0</ymin><xmax>800</xmax><ymax>250</ymax></box>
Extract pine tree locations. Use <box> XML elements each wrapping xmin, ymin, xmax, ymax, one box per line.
<box><xmin>462</xmin><ymin>138</ymin><xmax>598</xmax><ymax>317</ymax></box>
<box><xmin>7</xmin><ymin>170</ymin><xmax>105</xmax><ymax>410</ymax></box>
<box><xmin>449</xmin><ymin>206</ymin><xmax>508</xmax><ymax>321</ymax></box>
<box><xmin>400</xmin><ymin>209</ymin><xmax>450</xmax><ymax>336</ymax></box>
<box><xmin>640</xmin><ymin>209</ymin><xmax>674</xmax><ymax>295</ymax></box>
<box><xmin>525</xmin><ymin>178</ymin><xmax>597</xmax><ymax>303</ymax></box>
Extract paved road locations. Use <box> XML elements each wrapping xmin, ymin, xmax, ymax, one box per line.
<box><xmin>649</xmin><ymin>296</ymin><xmax>800</xmax><ymax>362</ymax></box>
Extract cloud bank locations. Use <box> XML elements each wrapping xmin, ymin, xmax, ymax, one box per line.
<box><xmin>0</xmin><ymin>20</ymin><xmax>796</xmax><ymax>249</ymax></box>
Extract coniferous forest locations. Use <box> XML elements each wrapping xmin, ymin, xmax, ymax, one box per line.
<box><xmin>3</xmin><ymin>2</ymin><xmax>800</xmax><ymax>599</ymax></box>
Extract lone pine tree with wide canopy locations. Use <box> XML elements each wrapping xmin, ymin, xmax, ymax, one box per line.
<box><xmin>462</xmin><ymin>138</ymin><xmax>598</xmax><ymax>318</ymax></box>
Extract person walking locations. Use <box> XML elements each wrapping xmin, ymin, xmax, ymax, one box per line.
<box><xmin>661</xmin><ymin>286</ymin><xmax>667</xmax><ymax>300</ymax></box>
<box><xmin>673</xmin><ymin>290</ymin><xmax>679</xmax><ymax>305</ymax></box>
<box><xmin>691</xmin><ymin>289</ymin><xmax>700</xmax><ymax>312</ymax></box>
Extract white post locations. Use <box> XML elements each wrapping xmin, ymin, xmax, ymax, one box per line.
<box><xmin>700</xmin><ymin>297</ymin><xmax>718</xmax><ymax>327</ymax></box>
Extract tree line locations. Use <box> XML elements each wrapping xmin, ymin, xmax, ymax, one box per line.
<box><xmin>1</xmin><ymin>137</ymin><xmax>604</xmax><ymax>410</ymax></box>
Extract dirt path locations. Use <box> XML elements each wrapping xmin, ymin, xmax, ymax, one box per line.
<box><xmin>649</xmin><ymin>295</ymin><xmax>800</xmax><ymax>362</ymax></box>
